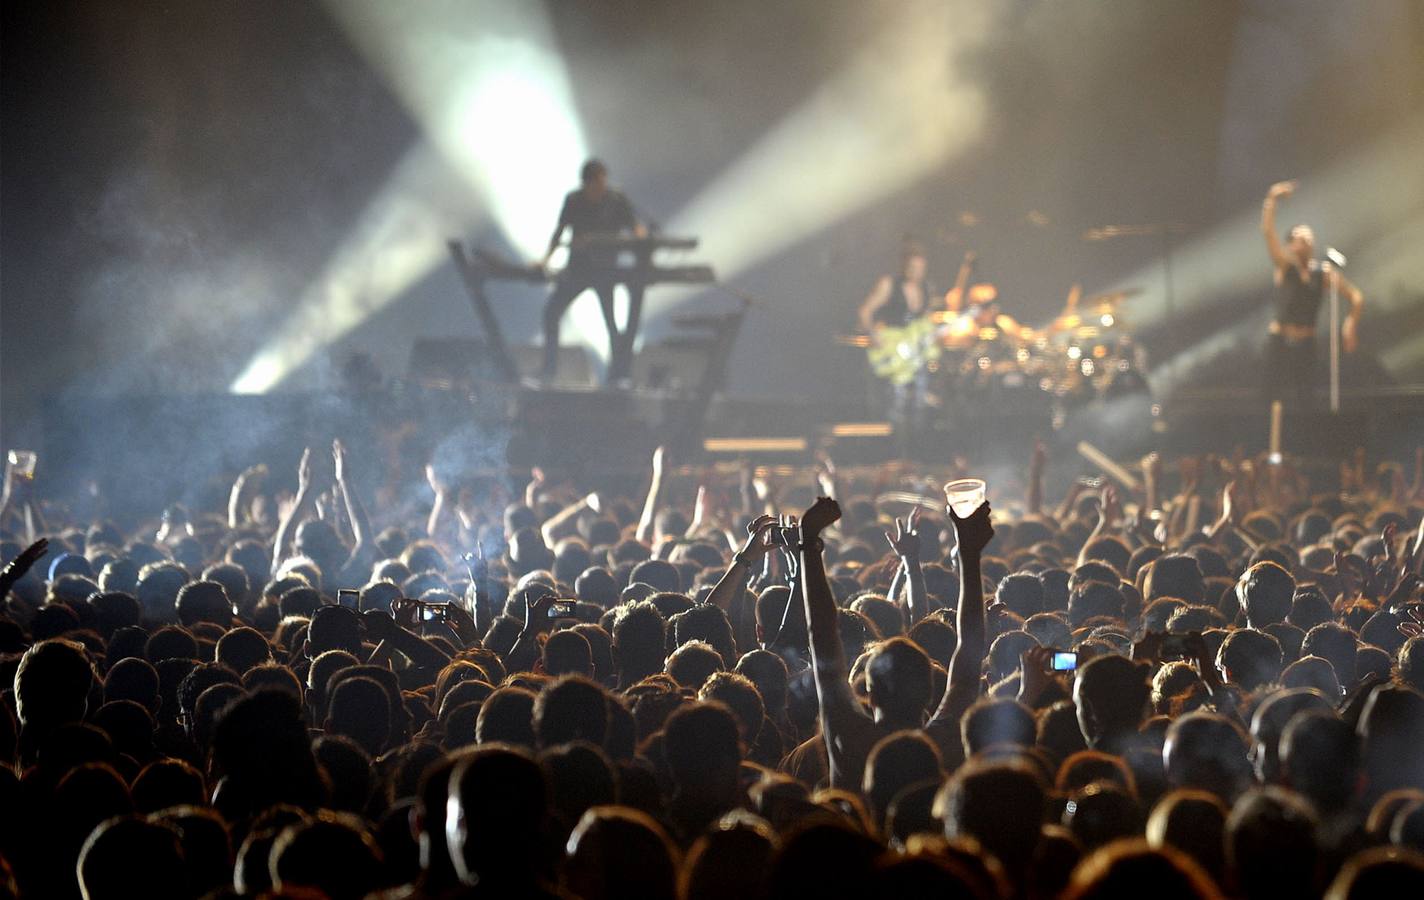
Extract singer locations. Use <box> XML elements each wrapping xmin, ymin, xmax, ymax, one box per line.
<box><xmin>1260</xmin><ymin>180</ymin><xmax>1364</xmax><ymax>406</ymax></box>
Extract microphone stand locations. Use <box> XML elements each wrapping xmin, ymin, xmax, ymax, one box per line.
<box><xmin>1326</xmin><ymin>247</ymin><xmax>1347</xmax><ymax>415</ymax></box>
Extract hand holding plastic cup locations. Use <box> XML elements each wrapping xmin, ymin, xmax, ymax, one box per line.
<box><xmin>943</xmin><ymin>478</ymin><xmax>986</xmax><ymax>518</ymax></box>
<box><xmin>6</xmin><ymin>450</ymin><xmax>37</xmax><ymax>480</ymax></box>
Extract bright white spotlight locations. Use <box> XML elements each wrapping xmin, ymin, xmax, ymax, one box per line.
<box><xmin>233</xmin><ymin>0</ymin><xmax>601</xmax><ymax>392</ymax></box>
<box><xmin>231</xmin><ymin>144</ymin><xmax>473</xmax><ymax>393</ymax></box>
<box><xmin>653</xmin><ymin>0</ymin><xmax>996</xmax><ymax>320</ymax></box>
<box><xmin>323</xmin><ymin>0</ymin><xmax>610</xmax><ymax>357</ymax></box>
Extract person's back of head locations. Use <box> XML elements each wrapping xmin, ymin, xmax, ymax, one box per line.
<box><xmin>936</xmin><ymin>761</ymin><xmax>1046</xmax><ymax>877</ymax></box>
<box><xmin>1163</xmin><ymin>711</ymin><xmax>1251</xmax><ymax>803</ymax></box>
<box><xmin>1217</xmin><ymin>628</ymin><xmax>1283</xmax><ymax>692</ymax></box>
<box><xmin>1064</xmin><ymin>781</ymin><xmax>1143</xmax><ymax>851</ymax></box>
<box><xmin>131</xmin><ymin>758</ymin><xmax>206</xmax><ymax>814</ymax></box>
<box><xmin>962</xmin><ymin>696</ymin><xmax>1036</xmax><ymax>757</ymax></box>
<box><xmin>1303</xmin><ymin>622</ymin><xmax>1359</xmax><ymax>688</ymax></box>
<box><xmin>306</xmin><ymin>604</ymin><xmax>364</xmax><ymax>657</ymax></box>
<box><xmin>324</xmin><ymin>675</ymin><xmax>391</xmax><ymax>757</ymax></box>
<box><xmin>540</xmin><ymin>742</ymin><xmax>618</xmax><ymax>838</ymax></box>
<box><xmin>477</xmin><ymin>686</ymin><xmax>537</xmax><ymax>748</ymax></box>
<box><xmin>533</xmin><ymin>674</ymin><xmax>610</xmax><ymax>748</ymax></box>
<box><xmin>867</xmin><ymin>636</ymin><xmax>932</xmax><ymax>723</ymax></box>
<box><xmin>1063</xmin><ymin>838</ymin><xmax>1221</xmax><ymax>900</ymax></box>
<box><xmin>864</xmin><ymin>729</ymin><xmax>942</xmax><ymax>828</ymax></box>
<box><xmin>1226</xmin><ymin>786</ymin><xmax>1319</xmax><ymax>900</ymax></box>
<box><xmin>1147</xmin><ymin>788</ymin><xmax>1229</xmax><ymax>886</ymax></box>
<box><xmin>1357</xmin><ymin>684</ymin><xmax>1424</xmax><ymax>799</ymax></box>
<box><xmin>14</xmin><ymin>637</ymin><xmax>95</xmax><ymax>729</ymax></box>
<box><xmin>212</xmin><ymin>688</ymin><xmax>325</xmax><ymax>817</ymax></box>
<box><xmin>767</xmin><ymin>820</ymin><xmax>882</xmax><ymax>900</ymax></box>
<box><xmin>564</xmin><ymin>805</ymin><xmax>679</xmax><ymax>900</ymax></box>
<box><xmin>1069</xmin><ymin>581</ymin><xmax>1126</xmax><ymax>629</ymax></box>
<box><xmin>278</xmin><ymin>585</ymin><xmax>321</xmax><ymax>620</ymax></box>
<box><xmin>1248</xmin><ymin>688</ymin><xmax>1333</xmax><ymax>783</ymax></box>
<box><xmin>103</xmin><ymin>656</ymin><xmax>160</xmax><ymax>716</ymax></box>
<box><xmin>736</xmin><ymin>648</ymin><xmax>790</xmax><ymax>720</ymax></box>
<box><xmin>664</xmin><ymin>701</ymin><xmax>742</xmax><ymax>800</ymax></box>
<box><xmin>1073</xmin><ymin>654</ymin><xmax>1150</xmax><ymax>750</ymax></box>
<box><xmin>666</xmin><ymin>640</ymin><xmax>724</xmax><ymax>691</ymax></box>
<box><xmin>543</xmin><ymin>628</ymin><xmax>594</xmax><ymax>678</ymax></box>
<box><xmin>89</xmin><ymin>591</ymin><xmax>142</xmax><ymax>638</ymax></box>
<box><xmin>576</xmin><ymin>566</ymin><xmax>619</xmax><ymax>608</ymax></box>
<box><xmin>144</xmin><ymin>624</ymin><xmax>199</xmax><ymax>664</ymax></box>
<box><xmin>135</xmin><ymin>563</ymin><xmax>190</xmax><ymax>624</ymax></box>
<box><xmin>698</xmin><ymin>670</ymin><xmax>765</xmax><ymax>744</ymax></box>
<box><xmin>671</xmin><ymin>602</ymin><xmax>738</xmax><ymax>667</ymax></box>
<box><xmin>307</xmin><ymin>648</ymin><xmax>359</xmax><ymax>718</ymax></box>
<box><xmin>174</xmin><ymin>580</ymin><xmax>232</xmax><ymax>627</ymax></box>
<box><xmin>446</xmin><ymin>744</ymin><xmax>549</xmax><ymax>887</ymax></box>
<box><xmin>78</xmin><ymin>815</ymin><xmax>186</xmax><ymax>900</ymax></box>
<box><xmin>1288</xmin><ymin>585</ymin><xmax>1333</xmax><ymax>632</ymax></box>
<box><xmin>1324</xmin><ymin>846</ymin><xmax>1424</xmax><ymax>900</ymax></box>
<box><xmin>1280</xmin><ymin>709</ymin><xmax>1360</xmax><ymax>811</ymax></box>
<box><xmin>612</xmin><ymin>600</ymin><xmax>667</xmax><ymax>686</ymax></box>
<box><xmin>1236</xmin><ymin>561</ymin><xmax>1295</xmax><ymax>628</ymax></box>
<box><xmin>1282</xmin><ymin>654</ymin><xmax>1341</xmax><ymax>696</ymax></box>
<box><xmin>681</xmin><ymin>815</ymin><xmax>777</xmax><ymax>900</ymax></box>
<box><xmin>215</xmin><ymin>625</ymin><xmax>273</xmax><ymax>674</ymax></box>
<box><xmin>1398</xmin><ymin>636</ymin><xmax>1424</xmax><ymax>692</ymax></box>
<box><xmin>271</xmin><ymin>811</ymin><xmax>385</xmax><ymax>900</ymax></box>
<box><xmin>988</xmin><ymin>630</ymin><xmax>1040</xmax><ymax>683</ymax></box>
<box><xmin>149</xmin><ymin>804</ymin><xmax>233</xmax><ymax>898</ymax></box>
<box><xmin>998</xmin><ymin>573</ymin><xmax>1046</xmax><ymax>619</ymax></box>
<box><xmin>631</xmin><ymin>559</ymin><xmax>680</xmax><ymax>594</ymax></box>
<box><xmin>1145</xmin><ymin>555</ymin><xmax>1205</xmax><ymax>605</ymax></box>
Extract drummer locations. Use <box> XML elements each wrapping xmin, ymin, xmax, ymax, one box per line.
<box><xmin>945</xmin><ymin>281</ymin><xmax>1027</xmax><ymax>341</ymax></box>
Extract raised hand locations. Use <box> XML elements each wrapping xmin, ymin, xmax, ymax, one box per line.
<box><xmin>950</xmin><ymin>501</ymin><xmax>993</xmax><ymax>556</ymax></box>
<box><xmin>522</xmin><ymin>590</ymin><xmax>557</xmax><ymax>634</ymax></box>
<box><xmin>296</xmin><ymin>447</ymin><xmax>314</xmax><ymax>494</ymax></box>
<box><xmin>1268</xmin><ymin>180</ymin><xmax>1298</xmax><ymax>200</ymax></box>
<box><xmin>332</xmin><ymin>439</ymin><xmax>348</xmax><ymax>483</ymax></box>
<box><xmin>1098</xmin><ymin>485</ymin><xmax>1122</xmax><ymax>527</ymax></box>
<box><xmin>799</xmin><ymin>496</ymin><xmax>841</xmax><ymax>538</ymax></box>
<box><xmin>425</xmin><ymin>464</ymin><xmax>448</xmax><ymax>497</ymax></box>
<box><xmin>736</xmin><ymin>514</ymin><xmax>778</xmax><ymax>562</ymax></box>
<box><xmin>885</xmin><ymin>509</ymin><xmax>921</xmax><ymax>560</ymax></box>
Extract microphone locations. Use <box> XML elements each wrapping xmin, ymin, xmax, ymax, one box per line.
<box><xmin>1325</xmin><ymin>247</ymin><xmax>1347</xmax><ymax>268</ymax></box>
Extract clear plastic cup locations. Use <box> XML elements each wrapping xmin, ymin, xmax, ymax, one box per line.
<box><xmin>943</xmin><ymin>478</ymin><xmax>986</xmax><ymax>518</ymax></box>
<box><xmin>6</xmin><ymin>450</ymin><xmax>36</xmax><ymax>480</ymax></box>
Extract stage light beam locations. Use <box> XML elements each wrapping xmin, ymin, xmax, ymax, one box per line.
<box><xmin>233</xmin><ymin>0</ymin><xmax>599</xmax><ymax>393</ymax></box>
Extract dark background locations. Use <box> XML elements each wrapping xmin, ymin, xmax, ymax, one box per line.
<box><xmin>4</xmin><ymin>0</ymin><xmax>1423</xmax><ymax>451</ymax></box>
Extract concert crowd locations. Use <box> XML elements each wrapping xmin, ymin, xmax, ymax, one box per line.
<box><xmin>2</xmin><ymin>438</ymin><xmax>1424</xmax><ymax>900</ymax></box>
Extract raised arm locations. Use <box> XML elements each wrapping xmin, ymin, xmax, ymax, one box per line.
<box><xmin>799</xmin><ymin>497</ymin><xmax>871</xmax><ymax>785</ymax></box>
<box><xmin>1261</xmin><ymin>180</ymin><xmax>1296</xmax><ymax>271</ymax></box>
<box><xmin>944</xmin><ymin>250</ymin><xmax>976</xmax><ymax>314</ymax></box>
<box><xmin>705</xmin><ymin>515</ymin><xmax>776</xmax><ymax>612</ymax></box>
<box><xmin>0</xmin><ymin>538</ymin><xmax>48</xmax><ymax>602</ymax></box>
<box><xmin>931</xmin><ymin>502</ymin><xmax>994</xmax><ymax>725</ymax></box>
<box><xmin>635</xmin><ymin>446</ymin><xmax>667</xmax><ymax>545</ymax></box>
<box><xmin>857</xmin><ymin>276</ymin><xmax>894</xmax><ymax>333</ymax></box>
<box><xmin>227</xmin><ymin>464</ymin><xmax>266</xmax><ymax>531</ymax></box>
<box><xmin>272</xmin><ymin>448</ymin><xmax>314</xmax><ymax>576</ymax></box>
<box><xmin>332</xmin><ymin>440</ymin><xmax>370</xmax><ymax>559</ymax></box>
<box><xmin>1329</xmin><ymin>265</ymin><xmax>1365</xmax><ymax>353</ymax></box>
<box><xmin>886</xmin><ymin>510</ymin><xmax>928</xmax><ymax>625</ymax></box>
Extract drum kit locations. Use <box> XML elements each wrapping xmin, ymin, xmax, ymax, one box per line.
<box><xmin>842</xmin><ymin>287</ymin><xmax>1147</xmax><ymax>410</ymax></box>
